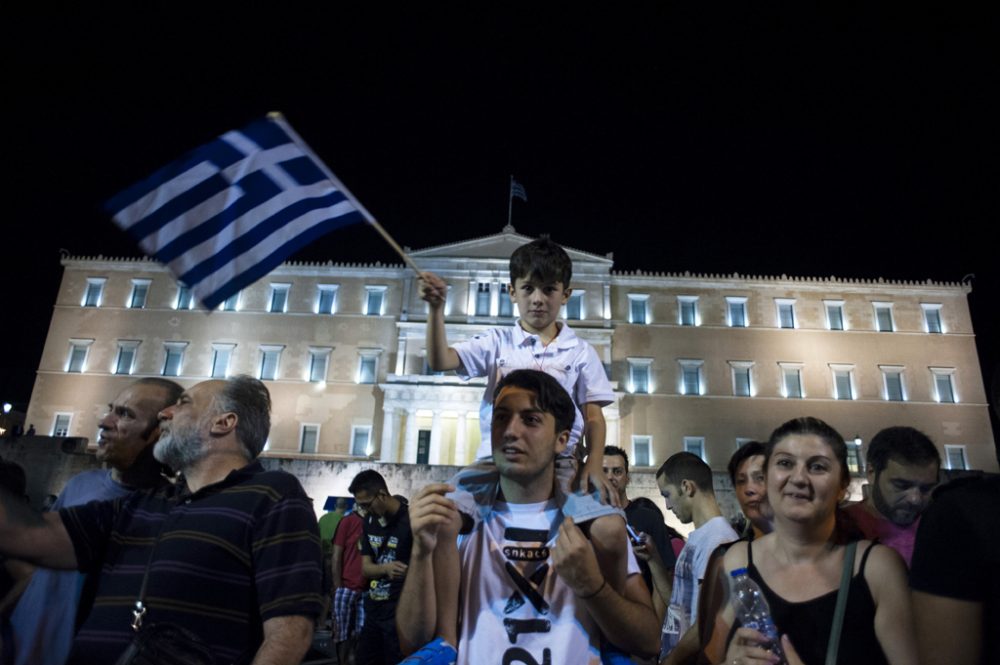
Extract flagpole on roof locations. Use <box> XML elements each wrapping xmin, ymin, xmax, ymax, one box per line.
<box><xmin>508</xmin><ymin>174</ymin><xmax>514</xmax><ymax>228</ymax></box>
<box><xmin>267</xmin><ymin>112</ymin><xmax>422</xmax><ymax>275</ymax></box>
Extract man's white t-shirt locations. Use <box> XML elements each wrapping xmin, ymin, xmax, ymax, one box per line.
<box><xmin>456</xmin><ymin>499</ymin><xmax>640</xmax><ymax>665</ymax></box>
<box><xmin>660</xmin><ymin>516</ymin><xmax>738</xmax><ymax>659</ymax></box>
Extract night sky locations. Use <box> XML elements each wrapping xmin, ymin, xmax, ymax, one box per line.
<box><xmin>4</xmin><ymin>7</ymin><xmax>997</xmax><ymax>442</ymax></box>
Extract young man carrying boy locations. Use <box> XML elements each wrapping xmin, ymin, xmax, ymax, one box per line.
<box><xmin>397</xmin><ymin>370</ymin><xmax>659</xmax><ymax>664</ymax></box>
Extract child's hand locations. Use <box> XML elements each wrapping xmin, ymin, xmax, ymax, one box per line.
<box><xmin>418</xmin><ymin>272</ymin><xmax>447</xmax><ymax>307</ymax></box>
<box><xmin>581</xmin><ymin>461</ymin><xmax>621</xmax><ymax>508</ymax></box>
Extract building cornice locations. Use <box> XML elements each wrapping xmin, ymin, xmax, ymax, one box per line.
<box><xmin>61</xmin><ymin>255</ymin><xmax>407</xmax><ymax>279</ymax></box>
<box><xmin>611</xmin><ymin>270</ymin><xmax>972</xmax><ymax>295</ymax></box>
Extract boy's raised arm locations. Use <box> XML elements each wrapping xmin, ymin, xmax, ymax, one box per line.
<box><xmin>419</xmin><ymin>272</ymin><xmax>461</xmax><ymax>371</ymax></box>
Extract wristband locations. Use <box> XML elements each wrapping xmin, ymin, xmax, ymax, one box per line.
<box><xmin>577</xmin><ymin>578</ymin><xmax>606</xmax><ymax>600</ymax></box>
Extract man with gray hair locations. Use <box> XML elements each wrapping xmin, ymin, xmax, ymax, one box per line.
<box><xmin>0</xmin><ymin>376</ymin><xmax>323</xmax><ymax>665</ymax></box>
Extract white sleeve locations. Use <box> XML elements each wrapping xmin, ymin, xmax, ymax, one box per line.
<box><xmin>452</xmin><ymin>330</ymin><xmax>499</xmax><ymax>380</ymax></box>
<box><xmin>575</xmin><ymin>344</ymin><xmax>615</xmax><ymax>407</ymax></box>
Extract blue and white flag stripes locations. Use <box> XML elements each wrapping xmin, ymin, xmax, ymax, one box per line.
<box><xmin>510</xmin><ymin>178</ymin><xmax>527</xmax><ymax>202</ymax></box>
<box><xmin>106</xmin><ymin>114</ymin><xmax>374</xmax><ymax>310</ymax></box>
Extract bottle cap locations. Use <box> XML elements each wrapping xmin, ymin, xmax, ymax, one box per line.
<box><xmin>730</xmin><ymin>567</ymin><xmax>748</xmax><ymax>577</ymax></box>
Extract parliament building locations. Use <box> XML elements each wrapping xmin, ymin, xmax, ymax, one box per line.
<box><xmin>26</xmin><ymin>226</ymin><xmax>998</xmax><ymax>478</ymax></box>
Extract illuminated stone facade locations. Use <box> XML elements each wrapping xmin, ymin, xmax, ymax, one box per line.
<box><xmin>27</xmin><ymin>226</ymin><xmax>997</xmax><ymax>478</ymax></box>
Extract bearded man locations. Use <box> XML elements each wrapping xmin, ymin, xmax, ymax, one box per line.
<box><xmin>0</xmin><ymin>376</ymin><xmax>323</xmax><ymax>665</ymax></box>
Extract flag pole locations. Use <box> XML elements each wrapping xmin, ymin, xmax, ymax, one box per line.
<box><xmin>507</xmin><ymin>174</ymin><xmax>514</xmax><ymax>227</ymax></box>
<box><xmin>267</xmin><ymin>112</ymin><xmax>423</xmax><ymax>275</ymax></box>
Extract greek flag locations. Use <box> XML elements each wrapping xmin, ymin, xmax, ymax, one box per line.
<box><xmin>106</xmin><ymin>114</ymin><xmax>372</xmax><ymax>309</ymax></box>
<box><xmin>510</xmin><ymin>179</ymin><xmax>527</xmax><ymax>202</ymax></box>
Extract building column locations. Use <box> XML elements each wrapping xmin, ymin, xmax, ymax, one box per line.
<box><xmin>379</xmin><ymin>406</ymin><xmax>400</xmax><ymax>463</ymax></box>
<box><xmin>395</xmin><ymin>336</ymin><xmax>407</xmax><ymax>376</ymax></box>
<box><xmin>403</xmin><ymin>409</ymin><xmax>419</xmax><ymax>463</ymax></box>
<box><xmin>401</xmin><ymin>276</ymin><xmax>412</xmax><ymax>321</ymax></box>
<box><xmin>603</xmin><ymin>283</ymin><xmax>612</xmax><ymax>327</ymax></box>
<box><xmin>454</xmin><ymin>411</ymin><xmax>468</xmax><ymax>466</ymax></box>
<box><xmin>429</xmin><ymin>411</ymin><xmax>443</xmax><ymax>464</ymax></box>
<box><xmin>490</xmin><ymin>281</ymin><xmax>499</xmax><ymax>317</ymax></box>
<box><xmin>467</xmin><ymin>279</ymin><xmax>477</xmax><ymax>322</ymax></box>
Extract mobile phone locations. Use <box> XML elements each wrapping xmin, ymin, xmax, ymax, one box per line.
<box><xmin>625</xmin><ymin>523</ymin><xmax>643</xmax><ymax>546</ymax></box>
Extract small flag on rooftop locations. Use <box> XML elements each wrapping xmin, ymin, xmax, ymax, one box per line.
<box><xmin>510</xmin><ymin>178</ymin><xmax>528</xmax><ymax>202</ymax></box>
<box><xmin>105</xmin><ymin>113</ymin><xmax>377</xmax><ymax>310</ymax></box>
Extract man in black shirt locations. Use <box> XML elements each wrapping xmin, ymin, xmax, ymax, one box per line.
<box><xmin>349</xmin><ymin>470</ymin><xmax>412</xmax><ymax>665</ymax></box>
<box><xmin>603</xmin><ymin>446</ymin><xmax>676</xmax><ymax>619</ymax></box>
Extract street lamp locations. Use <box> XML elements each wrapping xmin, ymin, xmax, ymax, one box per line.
<box><xmin>2</xmin><ymin>403</ymin><xmax>11</xmax><ymax>414</ymax></box>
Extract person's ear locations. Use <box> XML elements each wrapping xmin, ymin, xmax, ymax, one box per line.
<box><xmin>681</xmin><ymin>479</ymin><xmax>693</xmax><ymax>497</ymax></box>
<box><xmin>210</xmin><ymin>411</ymin><xmax>238</xmax><ymax>436</ymax></box>
<box><xmin>554</xmin><ymin>429</ymin><xmax>570</xmax><ymax>456</ymax></box>
<box><xmin>561</xmin><ymin>287</ymin><xmax>572</xmax><ymax>304</ymax></box>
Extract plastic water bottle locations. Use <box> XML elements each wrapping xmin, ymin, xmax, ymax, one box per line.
<box><xmin>729</xmin><ymin>567</ymin><xmax>785</xmax><ymax>662</ymax></box>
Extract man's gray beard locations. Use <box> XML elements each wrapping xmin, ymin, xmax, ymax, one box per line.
<box><xmin>153</xmin><ymin>427</ymin><xmax>205</xmax><ymax>473</ymax></box>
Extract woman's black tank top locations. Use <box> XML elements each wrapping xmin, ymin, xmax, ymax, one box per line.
<box><xmin>737</xmin><ymin>540</ymin><xmax>889</xmax><ymax>665</ymax></box>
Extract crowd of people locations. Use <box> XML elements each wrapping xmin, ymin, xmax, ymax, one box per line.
<box><xmin>0</xmin><ymin>237</ymin><xmax>996</xmax><ymax>665</ymax></box>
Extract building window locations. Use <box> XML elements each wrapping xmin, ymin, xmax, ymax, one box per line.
<box><xmin>268</xmin><ymin>283</ymin><xmax>290</xmax><ymax>313</ymax></box>
<box><xmin>775</xmin><ymin>299</ymin><xmax>796</xmax><ymax>329</ymax></box>
<box><xmin>66</xmin><ymin>339</ymin><xmax>93</xmax><ymax>373</ymax></box>
<box><xmin>847</xmin><ymin>437</ymin><xmax>863</xmax><ymax>474</ymax></box>
<box><xmin>211</xmin><ymin>344</ymin><xmax>235</xmax><ymax>378</ymax></box>
<box><xmin>729</xmin><ymin>361</ymin><xmax>753</xmax><ymax>397</ymax></box>
<box><xmin>628</xmin><ymin>294</ymin><xmax>649</xmax><ymax>324</ymax></box>
<box><xmin>632</xmin><ymin>435</ymin><xmax>652</xmax><ymax>467</ymax></box>
<box><xmin>930</xmin><ymin>367</ymin><xmax>957</xmax><ymax>403</ymax></box>
<box><xmin>880</xmin><ymin>365</ymin><xmax>905</xmax><ymax>401</ymax></box>
<box><xmin>873</xmin><ymin>302</ymin><xmax>895</xmax><ymax>332</ymax></box>
<box><xmin>82</xmin><ymin>278</ymin><xmax>106</xmax><ymax>307</ymax></box>
<box><xmin>351</xmin><ymin>426</ymin><xmax>372</xmax><ymax>456</ymax></box>
<box><xmin>300</xmin><ymin>424</ymin><xmax>320</xmax><ymax>454</ymax></box>
<box><xmin>824</xmin><ymin>300</ymin><xmax>845</xmax><ymax>331</ymax></box>
<box><xmin>565</xmin><ymin>292</ymin><xmax>584</xmax><ymax>320</ymax></box>
<box><xmin>308</xmin><ymin>348</ymin><xmax>332</xmax><ymax>383</ymax></box>
<box><xmin>922</xmin><ymin>304</ymin><xmax>943</xmax><ymax>334</ymax></box>
<box><xmin>365</xmin><ymin>286</ymin><xmax>387</xmax><ymax>316</ymax></box>
<box><xmin>129</xmin><ymin>280</ymin><xmax>151</xmax><ymax>309</ymax></box>
<box><xmin>683</xmin><ymin>436</ymin><xmax>706</xmax><ymax>461</ymax></box>
<box><xmin>779</xmin><ymin>363</ymin><xmax>804</xmax><ymax>398</ymax></box>
<box><xmin>726</xmin><ymin>297</ymin><xmax>747</xmax><ymax>328</ymax></box>
<box><xmin>475</xmin><ymin>283</ymin><xmax>491</xmax><ymax>316</ymax></box>
<box><xmin>357</xmin><ymin>353</ymin><xmax>379</xmax><ymax>384</ymax></box>
<box><xmin>162</xmin><ymin>342</ymin><xmax>187</xmax><ymax>377</ymax></box>
<box><xmin>678</xmin><ymin>296</ymin><xmax>699</xmax><ymax>326</ymax></box>
<box><xmin>317</xmin><ymin>285</ymin><xmax>338</xmax><ymax>314</ymax></box>
<box><xmin>944</xmin><ymin>445</ymin><xmax>968</xmax><ymax>470</ymax></box>
<box><xmin>499</xmin><ymin>285</ymin><xmax>513</xmax><ymax>318</ymax></box>
<box><xmin>627</xmin><ymin>358</ymin><xmax>653</xmax><ymax>394</ymax></box>
<box><xmin>259</xmin><ymin>345</ymin><xmax>283</xmax><ymax>381</ymax></box>
<box><xmin>176</xmin><ymin>284</ymin><xmax>194</xmax><ymax>310</ymax></box>
<box><xmin>51</xmin><ymin>413</ymin><xmax>73</xmax><ymax>437</ymax></box>
<box><xmin>678</xmin><ymin>359</ymin><xmax>704</xmax><ymax>396</ymax></box>
<box><xmin>114</xmin><ymin>341</ymin><xmax>140</xmax><ymax>375</ymax></box>
<box><xmin>218</xmin><ymin>292</ymin><xmax>240</xmax><ymax>312</ymax></box>
<box><xmin>831</xmin><ymin>365</ymin><xmax>855</xmax><ymax>400</ymax></box>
